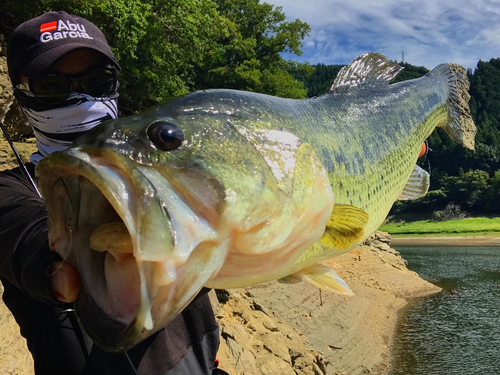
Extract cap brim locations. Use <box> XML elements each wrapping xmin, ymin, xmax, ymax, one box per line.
<box><xmin>20</xmin><ymin>43</ymin><xmax>120</xmax><ymax>78</ymax></box>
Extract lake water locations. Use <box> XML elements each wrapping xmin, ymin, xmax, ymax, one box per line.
<box><xmin>388</xmin><ymin>246</ymin><xmax>500</xmax><ymax>375</ymax></box>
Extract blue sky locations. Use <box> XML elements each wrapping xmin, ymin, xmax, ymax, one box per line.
<box><xmin>271</xmin><ymin>0</ymin><xmax>500</xmax><ymax>70</ymax></box>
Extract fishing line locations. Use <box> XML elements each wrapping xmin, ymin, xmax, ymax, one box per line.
<box><xmin>47</xmin><ymin>175</ymin><xmax>78</xmax><ymax>275</ymax></box>
<box><xmin>46</xmin><ymin>224</ymin><xmax>73</xmax><ymax>277</ymax></box>
<box><xmin>123</xmin><ymin>351</ymin><xmax>139</xmax><ymax>375</ymax></box>
<box><xmin>66</xmin><ymin>309</ymin><xmax>91</xmax><ymax>363</ymax></box>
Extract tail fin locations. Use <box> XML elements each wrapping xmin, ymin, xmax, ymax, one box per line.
<box><xmin>428</xmin><ymin>64</ymin><xmax>476</xmax><ymax>151</ymax></box>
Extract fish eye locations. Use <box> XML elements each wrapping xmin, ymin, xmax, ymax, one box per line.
<box><xmin>147</xmin><ymin>121</ymin><xmax>184</xmax><ymax>151</ymax></box>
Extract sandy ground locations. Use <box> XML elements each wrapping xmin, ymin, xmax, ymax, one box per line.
<box><xmin>0</xmin><ymin>138</ymin><xmax>36</xmax><ymax>172</ymax></box>
<box><xmin>391</xmin><ymin>236</ymin><xmax>500</xmax><ymax>246</ymax></box>
<box><xmin>248</xmin><ymin>246</ymin><xmax>441</xmax><ymax>374</ymax></box>
<box><xmin>0</xmin><ymin>284</ymin><xmax>35</xmax><ymax>375</ymax></box>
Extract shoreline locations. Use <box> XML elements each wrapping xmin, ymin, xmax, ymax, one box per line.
<box><xmin>390</xmin><ymin>236</ymin><xmax>500</xmax><ymax>246</ymax></box>
<box><xmin>214</xmin><ymin>236</ymin><xmax>442</xmax><ymax>374</ymax></box>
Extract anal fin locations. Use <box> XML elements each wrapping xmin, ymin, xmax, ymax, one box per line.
<box><xmin>320</xmin><ymin>204</ymin><xmax>368</xmax><ymax>250</ymax></box>
<box><xmin>301</xmin><ymin>263</ymin><xmax>354</xmax><ymax>296</ymax></box>
<box><xmin>398</xmin><ymin>165</ymin><xmax>430</xmax><ymax>200</ymax></box>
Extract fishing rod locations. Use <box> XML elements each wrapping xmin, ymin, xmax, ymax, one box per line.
<box><xmin>0</xmin><ymin>118</ymin><xmax>41</xmax><ymax>197</ymax></box>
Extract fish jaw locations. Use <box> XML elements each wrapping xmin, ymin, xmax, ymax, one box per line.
<box><xmin>36</xmin><ymin>148</ymin><xmax>226</xmax><ymax>351</ymax></box>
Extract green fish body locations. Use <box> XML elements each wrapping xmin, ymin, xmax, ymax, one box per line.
<box><xmin>36</xmin><ymin>53</ymin><xmax>475</xmax><ymax>351</ymax></box>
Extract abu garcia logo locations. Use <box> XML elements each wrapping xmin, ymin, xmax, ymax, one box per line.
<box><xmin>40</xmin><ymin>20</ymin><xmax>94</xmax><ymax>43</ymax></box>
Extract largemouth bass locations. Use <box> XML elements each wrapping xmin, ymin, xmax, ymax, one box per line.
<box><xmin>36</xmin><ymin>53</ymin><xmax>476</xmax><ymax>351</ymax></box>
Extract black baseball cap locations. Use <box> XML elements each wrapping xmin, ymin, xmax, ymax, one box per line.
<box><xmin>7</xmin><ymin>11</ymin><xmax>120</xmax><ymax>85</ymax></box>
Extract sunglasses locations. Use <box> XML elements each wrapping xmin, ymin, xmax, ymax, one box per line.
<box><xmin>17</xmin><ymin>67</ymin><xmax>118</xmax><ymax>104</ymax></box>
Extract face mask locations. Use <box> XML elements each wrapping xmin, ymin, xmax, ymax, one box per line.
<box><xmin>17</xmin><ymin>92</ymin><xmax>118</xmax><ymax>165</ymax></box>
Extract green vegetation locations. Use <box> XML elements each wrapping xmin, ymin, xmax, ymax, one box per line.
<box><xmin>290</xmin><ymin>63</ymin><xmax>342</xmax><ymax>97</ymax></box>
<box><xmin>379</xmin><ymin>217</ymin><xmax>500</xmax><ymax>236</ymax></box>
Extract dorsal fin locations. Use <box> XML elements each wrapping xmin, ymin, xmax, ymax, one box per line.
<box><xmin>330</xmin><ymin>52</ymin><xmax>404</xmax><ymax>91</ymax></box>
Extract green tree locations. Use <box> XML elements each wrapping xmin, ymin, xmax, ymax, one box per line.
<box><xmin>441</xmin><ymin>169</ymin><xmax>491</xmax><ymax>210</ymax></box>
<box><xmin>116</xmin><ymin>0</ymin><xmax>229</xmax><ymax>111</ymax></box>
<box><xmin>292</xmin><ymin>63</ymin><xmax>343</xmax><ymax>98</ymax></box>
<box><xmin>483</xmin><ymin>169</ymin><xmax>500</xmax><ymax>212</ymax></box>
<box><xmin>194</xmin><ymin>0</ymin><xmax>311</xmax><ymax>98</ymax></box>
<box><xmin>390</xmin><ymin>188</ymin><xmax>449</xmax><ymax>215</ymax></box>
<box><xmin>390</xmin><ymin>62</ymin><xmax>429</xmax><ymax>83</ymax></box>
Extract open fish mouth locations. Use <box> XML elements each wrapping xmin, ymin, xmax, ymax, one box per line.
<box><xmin>36</xmin><ymin>148</ymin><xmax>226</xmax><ymax>351</ymax></box>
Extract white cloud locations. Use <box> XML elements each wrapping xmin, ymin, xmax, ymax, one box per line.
<box><xmin>271</xmin><ymin>0</ymin><xmax>500</xmax><ymax>70</ymax></box>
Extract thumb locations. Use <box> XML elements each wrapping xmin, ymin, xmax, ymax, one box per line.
<box><xmin>49</xmin><ymin>261</ymin><xmax>81</xmax><ymax>303</ymax></box>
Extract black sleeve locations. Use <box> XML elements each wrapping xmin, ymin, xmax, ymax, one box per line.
<box><xmin>0</xmin><ymin>165</ymin><xmax>61</xmax><ymax>303</ymax></box>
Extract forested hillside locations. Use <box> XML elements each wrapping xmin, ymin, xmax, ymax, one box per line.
<box><xmin>293</xmin><ymin>61</ymin><xmax>500</xmax><ymax>216</ymax></box>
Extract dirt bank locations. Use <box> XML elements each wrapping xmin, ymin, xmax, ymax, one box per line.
<box><xmin>0</xmin><ymin>285</ymin><xmax>34</xmax><ymax>375</ymax></box>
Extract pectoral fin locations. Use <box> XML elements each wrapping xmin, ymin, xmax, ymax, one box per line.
<box><xmin>301</xmin><ymin>263</ymin><xmax>354</xmax><ymax>295</ymax></box>
<box><xmin>320</xmin><ymin>204</ymin><xmax>368</xmax><ymax>250</ymax></box>
<box><xmin>398</xmin><ymin>165</ymin><xmax>430</xmax><ymax>200</ymax></box>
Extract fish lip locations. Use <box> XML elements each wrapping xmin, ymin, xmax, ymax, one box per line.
<box><xmin>75</xmin><ymin>287</ymin><xmax>136</xmax><ymax>353</ymax></box>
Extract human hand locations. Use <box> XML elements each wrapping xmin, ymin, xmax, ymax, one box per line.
<box><xmin>49</xmin><ymin>261</ymin><xmax>81</xmax><ymax>303</ymax></box>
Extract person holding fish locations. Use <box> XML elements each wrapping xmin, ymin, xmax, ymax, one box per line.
<box><xmin>0</xmin><ymin>11</ymin><xmax>222</xmax><ymax>375</ymax></box>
